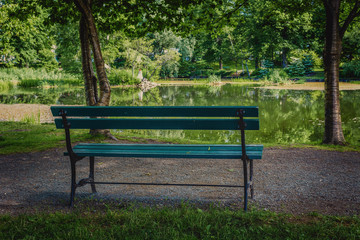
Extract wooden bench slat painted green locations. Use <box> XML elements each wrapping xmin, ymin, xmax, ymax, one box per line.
<box><xmin>51</xmin><ymin>106</ymin><xmax>263</xmax><ymax>211</ymax></box>
<box><xmin>66</xmin><ymin>143</ymin><xmax>263</xmax><ymax>159</ymax></box>
<box><xmin>54</xmin><ymin>118</ymin><xmax>259</xmax><ymax>130</ymax></box>
<box><xmin>51</xmin><ymin>106</ymin><xmax>259</xmax><ymax>117</ymax></box>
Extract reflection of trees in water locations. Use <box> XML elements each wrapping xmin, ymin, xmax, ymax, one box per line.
<box><xmin>111</xmin><ymin>87</ymin><xmax>163</xmax><ymax>106</ymax></box>
<box><xmin>0</xmin><ymin>88</ymin><xmax>84</xmax><ymax>105</ymax></box>
<box><xmin>155</xmin><ymin>85</ymin><xmax>359</xmax><ymax>145</ymax></box>
<box><xmin>1</xmin><ymin>84</ymin><xmax>359</xmax><ymax>145</ymax></box>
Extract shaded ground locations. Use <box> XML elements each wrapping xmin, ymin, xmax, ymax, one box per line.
<box><xmin>0</xmin><ymin>146</ymin><xmax>359</xmax><ymax>215</ymax></box>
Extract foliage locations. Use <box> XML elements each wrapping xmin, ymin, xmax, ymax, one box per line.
<box><xmin>0</xmin><ymin>80</ymin><xmax>14</xmax><ymax>92</ymax></box>
<box><xmin>53</xmin><ymin>22</ymin><xmax>82</xmax><ymax>73</ymax></box>
<box><xmin>285</xmin><ymin>55</ymin><xmax>314</xmax><ymax>77</ymax></box>
<box><xmin>0</xmin><ymin>3</ymin><xmax>58</xmax><ymax>69</ymax></box>
<box><xmin>290</xmin><ymin>49</ymin><xmax>322</xmax><ymax>68</ymax></box>
<box><xmin>107</xmin><ymin>69</ymin><xmax>141</xmax><ymax>85</ymax></box>
<box><xmin>0</xmin><ymin>68</ymin><xmax>81</xmax><ymax>83</ymax></box>
<box><xmin>302</xmin><ymin>55</ymin><xmax>314</xmax><ymax>75</ymax></box>
<box><xmin>285</xmin><ymin>60</ymin><xmax>306</xmax><ymax>76</ymax></box>
<box><xmin>207</xmin><ymin>74</ymin><xmax>222</xmax><ymax>84</ymax></box>
<box><xmin>341</xmin><ymin>60</ymin><xmax>360</xmax><ymax>78</ymax></box>
<box><xmin>342</xmin><ymin>24</ymin><xmax>360</xmax><ymax>62</ymax></box>
<box><xmin>119</xmin><ymin>36</ymin><xmax>154</xmax><ymax>77</ymax></box>
<box><xmin>264</xmin><ymin>69</ymin><xmax>290</xmax><ymax>84</ymax></box>
<box><xmin>156</xmin><ymin>49</ymin><xmax>181</xmax><ymax>78</ymax></box>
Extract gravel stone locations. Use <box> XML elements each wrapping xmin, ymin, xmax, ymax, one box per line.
<box><xmin>0</xmin><ymin>147</ymin><xmax>359</xmax><ymax>215</ymax></box>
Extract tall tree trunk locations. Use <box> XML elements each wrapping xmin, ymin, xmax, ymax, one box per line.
<box><xmin>74</xmin><ymin>0</ymin><xmax>111</xmax><ymax>106</ymax></box>
<box><xmin>79</xmin><ymin>16</ymin><xmax>98</xmax><ymax>106</ymax></box>
<box><xmin>75</xmin><ymin>0</ymin><xmax>116</xmax><ymax>140</ymax></box>
<box><xmin>254</xmin><ymin>56</ymin><xmax>259</xmax><ymax>70</ymax></box>
<box><xmin>282</xmin><ymin>48</ymin><xmax>288</xmax><ymax>68</ymax></box>
<box><xmin>323</xmin><ymin>0</ymin><xmax>345</xmax><ymax>144</ymax></box>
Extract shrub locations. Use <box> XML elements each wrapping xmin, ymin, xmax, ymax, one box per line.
<box><xmin>302</xmin><ymin>55</ymin><xmax>314</xmax><ymax>75</ymax></box>
<box><xmin>341</xmin><ymin>60</ymin><xmax>360</xmax><ymax>78</ymax></box>
<box><xmin>0</xmin><ymin>80</ymin><xmax>14</xmax><ymax>91</ymax></box>
<box><xmin>285</xmin><ymin>60</ymin><xmax>306</xmax><ymax>76</ymax></box>
<box><xmin>108</xmin><ymin>69</ymin><xmax>141</xmax><ymax>85</ymax></box>
<box><xmin>286</xmin><ymin>54</ymin><xmax>315</xmax><ymax>77</ymax></box>
<box><xmin>207</xmin><ymin>74</ymin><xmax>221</xmax><ymax>84</ymax></box>
<box><xmin>290</xmin><ymin>49</ymin><xmax>322</xmax><ymax>68</ymax></box>
<box><xmin>251</xmin><ymin>60</ymin><xmax>274</xmax><ymax>78</ymax></box>
<box><xmin>265</xmin><ymin>69</ymin><xmax>290</xmax><ymax>84</ymax></box>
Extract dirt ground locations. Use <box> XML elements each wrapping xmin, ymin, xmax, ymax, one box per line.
<box><xmin>0</xmin><ymin>146</ymin><xmax>359</xmax><ymax>216</ymax></box>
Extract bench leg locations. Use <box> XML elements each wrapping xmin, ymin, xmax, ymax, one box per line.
<box><xmin>89</xmin><ymin>156</ymin><xmax>97</xmax><ymax>193</ymax></box>
<box><xmin>70</xmin><ymin>159</ymin><xmax>76</xmax><ymax>207</ymax></box>
<box><xmin>250</xmin><ymin>159</ymin><xmax>254</xmax><ymax>199</ymax></box>
<box><xmin>243</xmin><ymin>158</ymin><xmax>249</xmax><ymax>211</ymax></box>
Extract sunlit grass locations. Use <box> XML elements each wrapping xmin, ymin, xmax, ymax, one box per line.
<box><xmin>0</xmin><ymin>122</ymin><xmax>105</xmax><ymax>155</ymax></box>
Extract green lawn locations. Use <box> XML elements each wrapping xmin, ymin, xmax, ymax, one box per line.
<box><xmin>1</xmin><ymin>206</ymin><xmax>359</xmax><ymax>240</ymax></box>
<box><xmin>1</xmin><ymin>121</ymin><xmax>359</xmax><ymax>155</ymax></box>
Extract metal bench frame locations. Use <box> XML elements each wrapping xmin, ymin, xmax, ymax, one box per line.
<box><xmin>52</xmin><ymin>106</ymin><xmax>263</xmax><ymax>211</ymax></box>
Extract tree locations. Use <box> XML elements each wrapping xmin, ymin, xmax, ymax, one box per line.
<box><xmin>0</xmin><ymin>2</ymin><xmax>57</xmax><ymax>69</ymax></box>
<box><xmin>121</xmin><ymin>37</ymin><xmax>154</xmax><ymax>78</ymax></box>
<box><xmin>322</xmin><ymin>0</ymin><xmax>360</xmax><ymax>145</ymax></box>
<box><xmin>39</xmin><ymin>0</ymin><xmax>205</xmax><ymax>107</ymax></box>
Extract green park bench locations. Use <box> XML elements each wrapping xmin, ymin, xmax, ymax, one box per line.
<box><xmin>51</xmin><ymin>106</ymin><xmax>263</xmax><ymax>211</ymax></box>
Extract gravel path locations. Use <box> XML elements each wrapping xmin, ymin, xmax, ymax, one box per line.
<box><xmin>0</xmin><ymin>147</ymin><xmax>359</xmax><ymax>215</ymax></box>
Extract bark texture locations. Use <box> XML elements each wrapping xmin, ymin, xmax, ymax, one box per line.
<box><xmin>323</xmin><ymin>0</ymin><xmax>345</xmax><ymax>144</ymax></box>
<box><xmin>322</xmin><ymin>0</ymin><xmax>360</xmax><ymax>144</ymax></box>
<box><xmin>75</xmin><ymin>0</ymin><xmax>116</xmax><ymax>139</ymax></box>
<box><xmin>74</xmin><ymin>0</ymin><xmax>111</xmax><ymax>106</ymax></box>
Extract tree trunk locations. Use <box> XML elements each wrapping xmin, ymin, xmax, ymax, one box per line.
<box><xmin>323</xmin><ymin>0</ymin><xmax>346</xmax><ymax>145</ymax></box>
<box><xmin>74</xmin><ymin>0</ymin><xmax>111</xmax><ymax>106</ymax></box>
<box><xmin>254</xmin><ymin>56</ymin><xmax>259</xmax><ymax>70</ymax></box>
<box><xmin>79</xmin><ymin>16</ymin><xmax>98</xmax><ymax>106</ymax></box>
<box><xmin>282</xmin><ymin>48</ymin><xmax>288</xmax><ymax>68</ymax></box>
<box><xmin>245</xmin><ymin>60</ymin><xmax>250</xmax><ymax>78</ymax></box>
<box><xmin>219</xmin><ymin>56</ymin><xmax>223</xmax><ymax>70</ymax></box>
<box><xmin>75</xmin><ymin>0</ymin><xmax>116</xmax><ymax>140</ymax></box>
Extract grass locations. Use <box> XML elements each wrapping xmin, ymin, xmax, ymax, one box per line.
<box><xmin>0</xmin><ymin>122</ymin><xmax>105</xmax><ymax>155</ymax></box>
<box><xmin>1</xmin><ymin>122</ymin><xmax>359</xmax><ymax>155</ymax></box>
<box><xmin>0</xmin><ymin>205</ymin><xmax>359</xmax><ymax>239</ymax></box>
<box><xmin>0</xmin><ymin>80</ymin><xmax>15</xmax><ymax>91</ymax></box>
<box><xmin>0</xmin><ymin>68</ymin><xmax>82</xmax><ymax>89</ymax></box>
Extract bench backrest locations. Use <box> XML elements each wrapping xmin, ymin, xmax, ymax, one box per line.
<box><xmin>51</xmin><ymin>106</ymin><xmax>259</xmax><ymax>131</ymax></box>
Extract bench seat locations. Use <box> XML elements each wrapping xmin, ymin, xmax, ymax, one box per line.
<box><xmin>66</xmin><ymin>143</ymin><xmax>264</xmax><ymax>159</ymax></box>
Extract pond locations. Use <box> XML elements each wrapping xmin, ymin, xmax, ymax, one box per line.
<box><xmin>1</xmin><ymin>84</ymin><xmax>360</xmax><ymax>145</ymax></box>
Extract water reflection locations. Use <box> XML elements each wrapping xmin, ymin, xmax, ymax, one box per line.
<box><xmin>1</xmin><ymin>84</ymin><xmax>359</xmax><ymax>145</ymax></box>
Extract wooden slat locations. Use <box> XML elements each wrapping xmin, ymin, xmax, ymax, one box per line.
<box><xmin>65</xmin><ymin>144</ymin><xmax>263</xmax><ymax>159</ymax></box>
<box><xmin>55</xmin><ymin>118</ymin><xmax>259</xmax><ymax>130</ymax></box>
<box><xmin>51</xmin><ymin>106</ymin><xmax>259</xmax><ymax>117</ymax></box>
<box><xmin>74</xmin><ymin>143</ymin><xmax>263</xmax><ymax>152</ymax></box>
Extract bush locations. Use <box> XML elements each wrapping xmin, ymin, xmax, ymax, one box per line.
<box><xmin>251</xmin><ymin>60</ymin><xmax>274</xmax><ymax>78</ymax></box>
<box><xmin>290</xmin><ymin>49</ymin><xmax>322</xmax><ymax>68</ymax></box>
<box><xmin>178</xmin><ymin>60</ymin><xmax>213</xmax><ymax>77</ymax></box>
<box><xmin>108</xmin><ymin>69</ymin><xmax>141</xmax><ymax>85</ymax></box>
<box><xmin>286</xmin><ymin>53</ymin><xmax>315</xmax><ymax>77</ymax></box>
<box><xmin>0</xmin><ymin>80</ymin><xmax>14</xmax><ymax>91</ymax></box>
<box><xmin>18</xmin><ymin>79</ymin><xmax>43</xmax><ymax>88</ymax></box>
<box><xmin>251</xmin><ymin>68</ymin><xmax>269</xmax><ymax>78</ymax></box>
<box><xmin>302</xmin><ymin>55</ymin><xmax>314</xmax><ymax>75</ymax></box>
<box><xmin>265</xmin><ymin>69</ymin><xmax>290</xmax><ymax>84</ymax></box>
<box><xmin>285</xmin><ymin>60</ymin><xmax>306</xmax><ymax>76</ymax></box>
<box><xmin>341</xmin><ymin>60</ymin><xmax>360</xmax><ymax>78</ymax></box>
<box><xmin>207</xmin><ymin>74</ymin><xmax>221</xmax><ymax>84</ymax></box>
